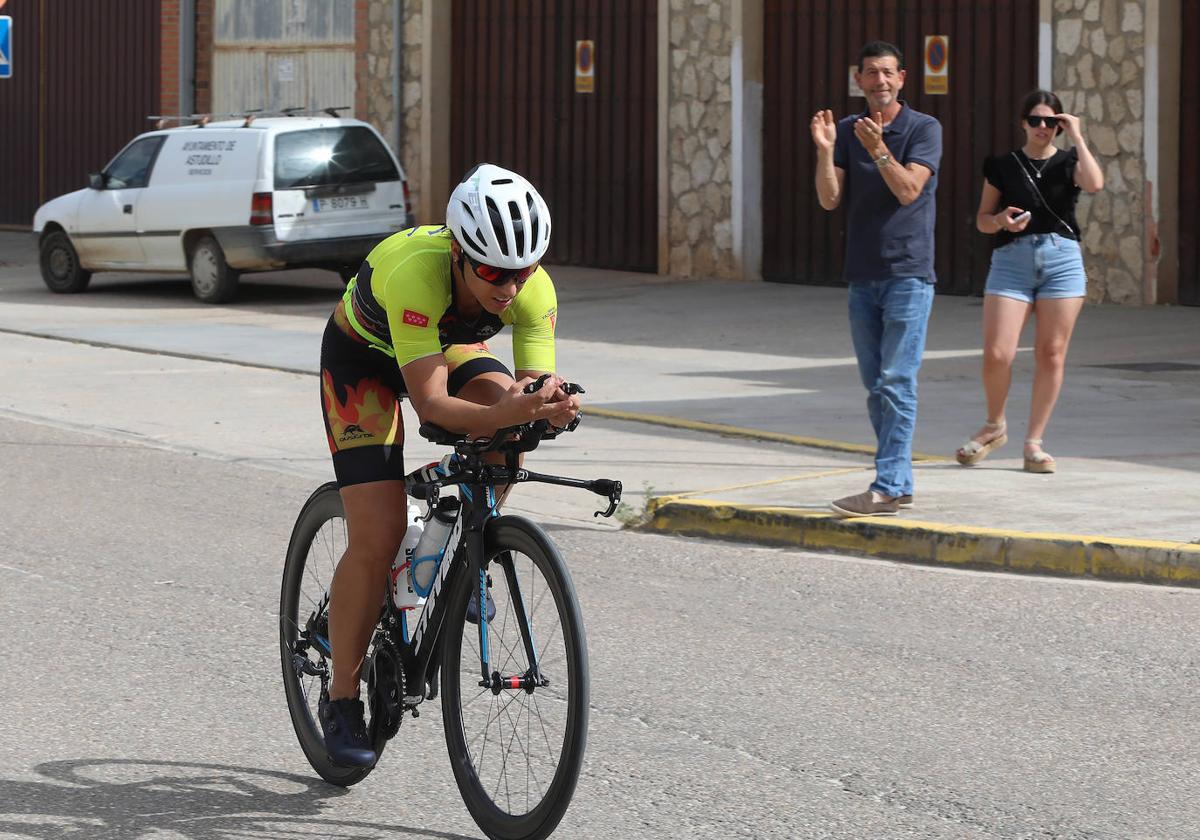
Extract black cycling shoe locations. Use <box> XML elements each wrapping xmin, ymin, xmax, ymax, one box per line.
<box><xmin>318</xmin><ymin>694</ymin><xmax>377</xmax><ymax>767</ymax></box>
<box><xmin>466</xmin><ymin>588</ymin><xmax>497</xmax><ymax>624</ymax></box>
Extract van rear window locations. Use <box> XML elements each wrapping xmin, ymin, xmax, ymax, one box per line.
<box><xmin>274</xmin><ymin>127</ymin><xmax>399</xmax><ymax>189</ymax></box>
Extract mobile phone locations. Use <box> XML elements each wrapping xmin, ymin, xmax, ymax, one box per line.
<box><xmin>1013</xmin><ymin>210</ymin><xmax>1032</xmax><ymax>224</ymax></box>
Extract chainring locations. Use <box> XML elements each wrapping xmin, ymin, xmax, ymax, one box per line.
<box><xmin>367</xmin><ymin>634</ymin><xmax>405</xmax><ymax>741</ymax></box>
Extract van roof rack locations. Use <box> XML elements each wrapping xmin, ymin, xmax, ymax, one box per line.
<box><xmin>147</xmin><ymin>106</ymin><xmax>352</xmax><ymax>130</ymax></box>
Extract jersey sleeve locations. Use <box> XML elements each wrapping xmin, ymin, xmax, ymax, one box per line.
<box><xmin>378</xmin><ymin>247</ymin><xmax>451</xmax><ymax>369</ymax></box>
<box><xmin>905</xmin><ymin>116</ymin><xmax>942</xmax><ymax>174</ymax></box>
<box><xmin>509</xmin><ymin>270</ymin><xmax>558</xmax><ymax>373</ymax></box>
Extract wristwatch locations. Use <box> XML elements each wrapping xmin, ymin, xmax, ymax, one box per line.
<box><xmin>874</xmin><ymin>154</ymin><xmax>892</xmax><ymax>168</ymax></box>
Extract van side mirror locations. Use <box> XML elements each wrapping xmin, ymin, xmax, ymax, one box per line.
<box><xmin>88</xmin><ymin>172</ymin><xmax>106</xmax><ymax>190</ymax></box>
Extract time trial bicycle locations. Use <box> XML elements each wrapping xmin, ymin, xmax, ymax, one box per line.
<box><xmin>279</xmin><ymin>380</ymin><xmax>621</xmax><ymax>840</ymax></box>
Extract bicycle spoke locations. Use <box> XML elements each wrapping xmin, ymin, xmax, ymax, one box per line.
<box><xmin>498</xmin><ymin>693</ymin><xmax>549</xmax><ymax>812</ymax></box>
<box><xmin>530</xmin><ymin>691</ymin><xmax>561</xmax><ymax>770</ymax></box>
<box><xmin>493</xmin><ymin>689</ymin><xmax>528</xmax><ymax>809</ymax></box>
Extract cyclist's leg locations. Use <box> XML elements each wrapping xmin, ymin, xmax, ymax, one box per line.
<box><xmin>327</xmin><ymin>481</ymin><xmax>407</xmax><ymax>699</ymax></box>
<box><xmin>444</xmin><ymin>343</ymin><xmax>520</xmax><ymax>502</ymax></box>
<box><xmin>320</xmin><ymin>317</ymin><xmax>409</xmax><ymax>701</ymax></box>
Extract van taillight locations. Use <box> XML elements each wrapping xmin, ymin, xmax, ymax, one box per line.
<box><xmin>402</xmin><ymin>181</ymin><xmax>412</xmax><ymax>214</ymax></box>
<box><xmin>250</xmin><ymin>192</ymin><xmax>273</xmax><ymax>226</ymax></box>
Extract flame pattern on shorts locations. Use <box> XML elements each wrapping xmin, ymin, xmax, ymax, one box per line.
<box><xmin>321</xmin><ymin>371</ymin><xmax>400</xmax><ymax>452</ymax></box>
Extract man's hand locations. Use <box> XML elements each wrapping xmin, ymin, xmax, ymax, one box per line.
<box><xmin>853</xmin><ymin>111</ymin><xmax>887</xmax><ymax>158</ymax></box>
<box><xmin>810</xmin><ymin>110</ymin><xmax>837</xmax><ymax>153</ymax></box>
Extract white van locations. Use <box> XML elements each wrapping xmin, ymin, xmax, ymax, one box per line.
<box><xmin>32</xmin><ymin>115</ymin><xmax>416</xmax><ymax>303</ymax></box>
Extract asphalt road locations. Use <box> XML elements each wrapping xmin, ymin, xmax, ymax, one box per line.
<box><xmin>3</xmin><ymin>238</ymin><xmax>1200</xmax><ymax>838</ymax></box>
<box><xmin>3</xmin><ymin>413</ymin><xmax>1200</xmax><ymax>839</ymax></box>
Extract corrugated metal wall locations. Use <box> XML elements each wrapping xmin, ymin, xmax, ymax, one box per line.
<box><xmin>449</xmin><ymin>0</ymin><xmax>658</xmax><ymax>272</ymax></box>
<box><xmin>762</xmin><ymin>0</ymin><xmax>1039</xmax><ymax>295</ymax></box>
<box><xmin>1180</xmin><ymin>0</ymin><xmax>1199</xmax><ymax>306</ymax></box>
<box><xmin>0</xmin><ymin>0</ymin><xmax>161</xmax><ymax>226</ymax></box>
<box><xmin>211</xmin><ymin>0</ymin><xmax>355</xmax><ymax>116</ymax></box>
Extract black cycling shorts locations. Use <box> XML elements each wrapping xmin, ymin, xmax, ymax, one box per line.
<box><xmin>319</xmin><ymin>315</ymin><xmax>510</xmax><ymax>487</ymax></box>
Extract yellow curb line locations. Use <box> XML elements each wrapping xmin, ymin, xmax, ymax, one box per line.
<box><xmin>656</xmin><ymin>466</ymin><xmax>869</xmax><ymax>503</ymax></box>
<box><xmin>643</xmin><ymin>498</ymin><xmax>1200</xmax><ymax>587</ymax></box>
<box><xmin>587</xmin><ymin>406</ymin><xmax>946</xmax><ymax>462</ymax></box>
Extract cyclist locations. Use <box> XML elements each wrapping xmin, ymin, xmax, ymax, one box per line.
<box><xmin>317</xmin><ymin>163</ymin><xmax>580</xmax><ymax>766</ymax></box>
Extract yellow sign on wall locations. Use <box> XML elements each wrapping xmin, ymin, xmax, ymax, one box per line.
<box><xmin>924</xmin><ymin>35</ymin><xmax>949</xmax><ymax>95</ymax></box>
<box><xmin>575</xmin><ymin>40</ymin><xmax>594</xmax><ymax>94</ymax></box>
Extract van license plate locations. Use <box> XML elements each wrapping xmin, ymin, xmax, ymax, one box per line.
<box><xmin>313</xmin><ymin>196</ymin><xmax>370</xmax><ymax>212</ymax></box>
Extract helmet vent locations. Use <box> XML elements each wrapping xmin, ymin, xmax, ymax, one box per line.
<box><xmin>491</xmin><ymin>178</ymin><xmax>514</xmax><ymax>185</ymax></box>
<box><xmin>508</xmin><ymin>201</ymin><xmax>525</xmax><ymax>256</ymax></box>
<box><xmin>485</xmin><ymin>197</ymin><xmax>509</xmax><ymax>256</ymax></box>
<box><xmin>527</xmin><ymin>193</ymin><xmax>539</xmax><ymax>249</ymax></box>
<box><xmin>459</xmin><ymin>228</ymin><xmax>484</xmax><ymax>256</ymax></box>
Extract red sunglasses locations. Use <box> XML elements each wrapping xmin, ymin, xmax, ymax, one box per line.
<box><xmin>465</xmin><ymin>255</ymin><xmax>538</xmax><ymax>286</ymax></box>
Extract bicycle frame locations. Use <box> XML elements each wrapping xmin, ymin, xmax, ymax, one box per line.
<box><xmin>378</xmin><ymin>419</ymin><xmax>622</xmax><ymax>715</ymax></box>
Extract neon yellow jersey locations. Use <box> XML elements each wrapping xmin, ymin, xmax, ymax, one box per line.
<box><xmin>341</xmin><ymin>225</ymin><xmax>558</xmax><ymax>372</ymax></box>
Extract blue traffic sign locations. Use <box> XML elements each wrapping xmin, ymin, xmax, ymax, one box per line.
<box><xmin>0</xmin><ymin>17</ymin><xmax>11</xmax><ymax>80</ymax></box>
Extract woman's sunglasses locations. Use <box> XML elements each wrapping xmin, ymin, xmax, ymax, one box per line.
<box><xmin>465</xmin><ymin>255</ymin><xmax>538</xmax><ymax>286</ymax></box>
<box><xmin>1024</xmin><ymin>115</ymin><xmax>1061</xmax><ymax>128</ymax></box>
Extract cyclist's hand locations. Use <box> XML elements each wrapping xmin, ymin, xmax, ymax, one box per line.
<box><xmin>544</xmin><ymin>376</ymin><xmax>581</xmax><ymax>429</ymax></box>
<box><xmin>498</xmin><ymin>376</ymin><xmax>560</xmax><ymax>427</ymax></box>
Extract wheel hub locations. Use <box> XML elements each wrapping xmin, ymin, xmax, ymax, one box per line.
<box><xmin>49</xmin><ymin>248</ymin><xmax>72</xmax><ymax>278</ymax></box>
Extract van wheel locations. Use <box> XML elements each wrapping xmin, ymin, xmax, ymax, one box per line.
<box><xmin>40</xmin><ymin>231</ymin><xmax>92</xmax><ymax>293</ymax></box>
<box><xmin>189</xmin><ymin>236</ymin><xmax>241</xmax><ymax>304</ymax></box>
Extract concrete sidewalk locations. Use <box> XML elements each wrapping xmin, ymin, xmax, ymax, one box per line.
<box><xmin>2</xmin><ymin>231</ymin><xmax>1199</xmax><ymax>583</ymax></box>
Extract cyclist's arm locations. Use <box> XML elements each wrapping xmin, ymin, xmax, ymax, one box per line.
<box><xmin>403</xmin><ymin>355</ymin><xmax>559</xmax><ymax>436</ymax></box>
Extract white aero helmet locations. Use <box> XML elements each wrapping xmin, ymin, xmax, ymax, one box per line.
<box><xmin>446</xmin><ymin>163</ymin><xmax>552</xmax><ymax>269</ymax></box>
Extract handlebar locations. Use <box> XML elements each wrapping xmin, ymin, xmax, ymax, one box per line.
<box><xmin>410</xmin><ymin>379</ymin><xmax>620</xmax><ymax>518</ymax></box>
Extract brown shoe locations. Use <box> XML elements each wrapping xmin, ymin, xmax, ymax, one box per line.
<box><xmin>897</xmin><ymin>495</ymin><xmax>913</xmax><ymax>509</ymax></box>
<box><xmin>830</xmin><ymin>491</ymin><xmax>900</xmax><ymax>518</ymax></box>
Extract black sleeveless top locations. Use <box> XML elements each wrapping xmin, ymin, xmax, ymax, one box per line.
<box><xmin>982</xmin><ymin>148</ymin><xmax>1082</xmax><ymax>248</ymax></box>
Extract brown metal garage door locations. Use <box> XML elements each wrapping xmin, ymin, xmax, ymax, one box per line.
<box><xmin>450</xmin><ymin>0</ymin><xmax>657</xmax><ymax>272</ymax></box>
<box><xmin>762</xmin><ymin>0</ymin><xmax>1038</xmax><ymax>294</ymax></box>
<box><xmin>0</xmin><ymin>0</ymin><xmax>161</xmax><ymax>226</ymax></box>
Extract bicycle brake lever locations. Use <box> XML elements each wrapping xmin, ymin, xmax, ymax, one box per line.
<box><xmin>591</xmin><ymin>479</ymin><xmax>622</xmax><ymax>518</ymax></box>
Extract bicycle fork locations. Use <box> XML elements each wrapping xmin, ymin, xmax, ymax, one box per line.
<box><xmin>470</xmin><ymin>522</ymin><xmax>548</xmax><ymax>697</ymax></box>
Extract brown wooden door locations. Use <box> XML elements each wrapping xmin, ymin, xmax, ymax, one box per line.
<box><xmin>0</xmin><ymin>0</ymin><xmax>161</xmax><ymax>226</ymax></box>
<box><xmin>1180</xmin><ymin>0</ymin><xmax>1200</xmax><ymax>305</ymax></box>
<box><xmin>450</xmin><ymin>0</ymin><xmax>657</xmax><ymax>272</ymax></box>
<box><xmin>762</xmin><ymin>0</ymin><xmax>1039</xmax><ymax>294</ymax></box>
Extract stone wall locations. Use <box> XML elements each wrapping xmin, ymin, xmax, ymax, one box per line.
<box><xmin>667</xmin><ymin>0</ymin><xmax>736</xmax><ymax>278</ymax></box>
<box><xmin>400</xmin><ymin>1</ymin><xmax>423</xmax><ymax>219</ymax></box>
<box><xmin>359</xmin><ymin>0</ymin><xmax>396</xmax><ymax>145</ymax></box>
<box><xmin>1053</xmin><ymin>0</ymin><xmax>1148</xmax><ymax>304</ymax></box>
<box><xmin>359</xmin><ymin>0</ymin><xmax>423</xmax><ymax>218</ymax></box>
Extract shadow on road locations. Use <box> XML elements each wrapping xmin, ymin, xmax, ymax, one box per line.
<box><xmin>0</xmin><ymin>758</ymin><xmax>477</xmax><ymax>840</ymax></box>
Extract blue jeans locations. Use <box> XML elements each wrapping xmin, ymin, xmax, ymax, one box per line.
<box><xmin>847</xmin><ymin>278</ymin><xmax>935</xmax><ymax>497</ymax></box>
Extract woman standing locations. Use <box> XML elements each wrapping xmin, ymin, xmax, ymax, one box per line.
<box><xmin>956</xmin><ymin>90</ymin><xmax>1104</xmax><ymax>473</ymax></box>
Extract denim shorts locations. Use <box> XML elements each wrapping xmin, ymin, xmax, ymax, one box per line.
<box><xmin>985</xmin><ymin>234</ymin><xmax>1087</xmax><ymax>302</ymax></box>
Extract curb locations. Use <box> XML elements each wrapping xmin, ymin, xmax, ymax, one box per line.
<box><xmin>644</xmin><ymin>498</ymin><xmax>1200</xmax><ymax>587</ymax></box>
<box><xmin>586</xmin><ymin>406</ymin><xmax>945</xmax><ymax>461</ymax></box>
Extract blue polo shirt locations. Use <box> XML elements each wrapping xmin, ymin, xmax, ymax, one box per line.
<box><xmin>833</xmin><ymin>102</ymin><xmax>942</xmax><ymax>283</ymax></box>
